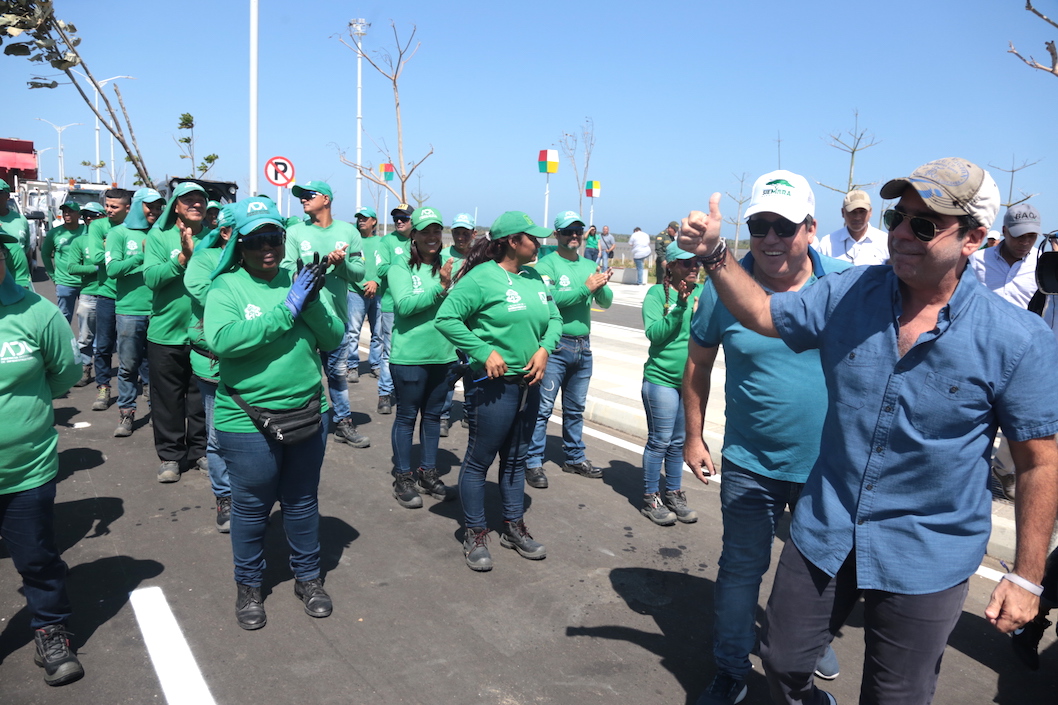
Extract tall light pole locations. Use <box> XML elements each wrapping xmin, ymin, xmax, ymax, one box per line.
<box><xmin>249</xmin><ymin>0</ymin><xmax>259</xmax><ymax>197</ymax></box>
<box><xmin>71</xmin><ymin>71</ymin><xmax>134</xmax><ymax>183</ymax></box>
<box><xmin>350</xmin><ymin>18</ymin><xmax>369</xmax><ymax>211</ymax></box>
<box><xmin>35</xmin><ymin>119</ymin><xmax>82</xmax><ymax>182</ymax></box>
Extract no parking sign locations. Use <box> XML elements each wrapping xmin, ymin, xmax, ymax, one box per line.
<box><xmin>264</xmin><ymin>156</ymin><xmax>295</xmax><ymax>187</ymax></box>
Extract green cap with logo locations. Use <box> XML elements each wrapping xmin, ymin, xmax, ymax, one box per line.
<box><xmin>451</xmin><ymin>213</ymin><xmax>474</xmax><ymax>230</ymax></box>
<box><xmin>411</xmin><ymin>206</ymin><xmax>443</xmax><ymax>230</ymax></box>
<box><xmin>60</xmin><ymin>201</ymin><xmax>81</xmax><ymax>212</ymax></box>
<box><xmin>81</xmin><ymin>202</ymin><xmax>106</xmax><ymax>215</ymax></box>
<box><xmin>211</xmin><ymin>197</ymin><xmax>286</xmax><ymax>279</ymax></box>
<box><xmin>291</xmin><ymin>180</ymin><xmax>333</xmax><ymax>200</ymax></box>
<box><xmin>488</xmin><ymin>211</ymin><xmax>552</xmax><ymax>241</ymax></box>
<box><xmin>554</xmin><ymin>210</ymin><xmax>584</xmax><ymax>230</ymax></box>
<box><xmin>156</xmin><ymin>182</ymin><xmax>208</xmax><ymax>230</ymax></box>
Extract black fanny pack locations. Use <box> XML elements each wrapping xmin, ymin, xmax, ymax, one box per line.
<box><xmin>224</xmin><ymin>385</ymin><xmax>322</xmax><ymax>445</ymax></box>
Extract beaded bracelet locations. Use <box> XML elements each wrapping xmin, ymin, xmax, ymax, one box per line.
<box><xmin>1002</xmin><ymin>572</ymin><xmax>1044</xmax><ymax>596</ymax></box>
<box><xmin>700</xmin><ymin>240</ymin><xmax>728</xmax><ymax>271</ymax></box>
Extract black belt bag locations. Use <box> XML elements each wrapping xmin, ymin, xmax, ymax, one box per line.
<box><xmin>224</xmin><ymin>385</ymin><xmax>322</xmax><ymax>445</ymax></box>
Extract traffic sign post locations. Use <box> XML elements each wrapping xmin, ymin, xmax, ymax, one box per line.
<box><xmin>264</xmin><ymin>156</ymin><xmax>295</xmax><ymax>216</ymax></box>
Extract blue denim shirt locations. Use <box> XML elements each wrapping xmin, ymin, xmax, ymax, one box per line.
<box><xmin>772</xmin><ymin>264</ymin><xmax>1058</xmax><ymax>594</ymax></box>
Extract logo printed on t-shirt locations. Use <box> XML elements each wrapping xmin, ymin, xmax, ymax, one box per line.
<box><xmin>538</xmin><ymin>291</ymin><xmax>547</xmax><ymax>305</ymax></box>
<box><xmin>505</xmin><ymin>289</ymin><xmax>521</xmax><ymax>304</ymax></box>
<box><xmin>170</xmin><ymin>248</ymin><xmax>181</xmax><ymax>260</ymax></box>
<box><xmin>558</xmin><ymin>274</ymin><xmax>571</xmax><ymax>287</ymax></box>
<box><xmin>335</xmin><ymin>241</ymin><xmax>348</xmax><ymax>250</ymax></box>
<box><xmin>411</xmin><ymin>275</ymin><xmax>423</xmax><ymax>292</ymax></box>
<box><xmin>394</xmin><ymin>246</ymin><xmax>404</xmax><ymax>256</ymax></box>
<box><xmin>127</xmin><ymin>240</ymin><xmax>138</xmax><ymax>251</ymax></box>
<box><xmin>244</xmin><ymin>304</ymin><xmax>262</xmax><ymax>320</ymax></box>
<box><xmin>0</xmin><ymin>340</ymin><xmax>34</xmax><ymax>363</ymax></box>
<box><xmin>300</xmin><ymin>241</ymin><xmax>312</xmax><ymax>252</ymax></box>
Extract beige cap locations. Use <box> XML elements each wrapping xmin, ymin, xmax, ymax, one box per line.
<box><xmin>842</xmin><ymin>190</ymin><xmax>871</xmax><ymax>212</ymax></box>
<box><xmin>879</xmin><ymin>157</ymin><xmax>1000</xmax><ymax>230</ymax></box>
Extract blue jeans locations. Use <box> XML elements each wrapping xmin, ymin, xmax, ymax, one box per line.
<box><xmin>526</xmin><ymin>335</ymin><xmax>592</xmax><ymax>468</ymax></box>
<box><xmin>75</xmin><ymin>293</ymin><xmax>96</xmax><ymax>365</ymax></box>
<box><xmin>390</xmin><ymin>362</ymin><xmax>455</xmax><ymax>473</ymax></box>
<box><xmin>714</xmin><ymin>460</ymin><xmax>803</xmax><ymax>678</ymax></box>
<box><xmin>347</xmin><ymin>291</ymin><xmax>383</xmax><ymax>370</ymax></box>
<box><xmin>0</xmin><ymin>480</ymin><xmax>72</xmax><ymax>629</ymax></box>
<box><xmin>55</xmin><ymin>285</ymin><xmax>79</xmax><ymax>324</ymax></box>
<box><xmin>583</xmin><ymin>247</ymin><xmax>599</xmax><ymax>263</ymax></box>
<box><xmin>320</xmin><ymin>345</ymin><xmax>350</xmax><ymax>422</ymax></box>
<box><xmin>94</xmin><ymin>295</ymin><xmax>116</xmax><ymax>387</ymax></box>
<box><xmin>218</xmin><ymin>422</ymin><xmax>328</xmax><ymax>586</ymax></box>
<box><xmin>376</xmin><ymin>311</ymin><xmax>394</xmax><ymax>395</ymax></box>
<box><xmin>196</xmin><ymin>378</ymin><xmax>230</xmax><ymax>498</ymax></box>
<box><xmin>599</xmin><ymin>250</ymin><xmax>611</xmax><ymax>270</ymax></box>
<box><xmin>116</xmin><ymin>314</ymin><xmax>150</xmax><ymax>409</ymax></box>
<box><xmin>641</xmin><ymin>380</ymin><xmax>685</xmax><ymax>494</ymax></box>
<box><xmin>459</xmin><ymin>376</ymin><xmax>539</xmax><ymax>528</ymax></box>
<box><xmin>634</xmin><ymin>257</ymin><xmax>647</xmax><ymax>285</ymax></box>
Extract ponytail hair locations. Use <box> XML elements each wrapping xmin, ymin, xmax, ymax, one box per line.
<box><xmin>456</xmin><ymin>235</ymin><xmax>511</xmax><ymax>281</ymax></box>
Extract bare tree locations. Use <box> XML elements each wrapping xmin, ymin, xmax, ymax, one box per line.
<box><xmin>724</xmin><ymin>172</ymin><xmax>751</xmax><ymax>258</ymax></box>
<box><xmin>989</xmin><ymin>155</ymin><xmax>1040</xmax><ymax>208</ymax></box>
<box><xmin>335</xmin><ymin>22</ymin><xmax>433</xmax><ymax>204</ymax></box>
<box><xmin>817</xmin><ymin>110</ymin><xmax>880</xmax><ymax>195</ymax></box>
<box><xmin>559</xmin><ymin>117</ymin><xmax>595</xmax><ymax>216</ymax></box>
<box><xmin>410</xmin><ymin>171</ymin><xmax>430</xmax><ymax>208</ymax></box>
<box><xmin>0</xmin><ymin>2</ymin><xmax>151</xmax><ymax>185</ymax></box>
<box><xmin>1009</xmin><ymin>1</ymin><xmax>1058</xmax><ymax>79</ymax></box>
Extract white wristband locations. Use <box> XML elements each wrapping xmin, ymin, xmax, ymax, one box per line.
<box><xmin>1002</xmin><ymin>572</ymin><xmax>1044</xmax><ymax>596</ymax></box>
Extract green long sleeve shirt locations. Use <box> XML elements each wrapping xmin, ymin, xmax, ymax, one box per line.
<box><xmin>435</xmin><ymin>261</ymin><xmax>562</xmax><ymax>375</ymax></box>
<box><xmin>204</xmin><ymin>267</ymin><xmax>344</xmax><ymax>433</ymax></box>
<box><xmin>282</xmin><ymin>219</ymin><xmax>365</xmax><ymax>326</ymax></box>
<box><xmin>376</xmin><ymin>232</ymin><xmax>412</xmax><ymax>313</ymax></box>
<box><xmin>105</xmin><ymin>224</ymin><xmax>152</xmax><ymax>315</ymax></box>
<box><xmin>42</xmin><ymin>224</ymin><xmax>85</xmax><ymax>288</ymax></box>
<box><xmin>641</xmin><ymin>282</ymin><xmax>703</xmax><ymax>389</ymax></box>
<box><xmin>86</xmin><ymin>218</ymin><xmax>118</xmax><ymax>298</ymax></box>
<box><xmin>143</xmin><ymin>223</ymin><xmax>205</xmax><ymax>345</ymax></box>
<box><xmin>185</xmin><ymin>247</ymin><xmax>224</xmax><ymax>381</ymax></box>
<box><xmin>533</xmin><ymin>252</ymin><xmax>613</xmax><ymax>337</ymax></box>
<box><xmin>388</xmin><ymin>259</ymin><xmax>458</xmax><ymax>366</ymax></box>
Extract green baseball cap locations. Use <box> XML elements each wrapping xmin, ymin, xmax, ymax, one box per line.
<box><xmin>0</xmin><ymin>179</ymin><xmax>10</xmax><ymax>192</ymax></box>
<box><xmin>488</xmin><ymin>211</ymin><xmax>552</xmax><ymax>241</ymax></box>
<box><xmin>156</xmin><ymin>182</ymin><xmax>208</xmax><ymax>230</ymax></box>
<box><xmin>411</xmin><ymin>206</ymin><xmax>443</xmax><ymax>230</ymax></box>
<box><xmin>207</xmin><ymin>200</ymin><xmax>222</xmax><ymax>212</ymax></box>
<box><xmin>82</xmin><ymin>202</ymin><xmax>106</xmax><ymax>215</ymax></box>
<box><xmin>451</xmin><ymin>213</ymin><xmax>475</xmax><ymax>230</ymax></box>
<box><xmin>60</xmin><ymin>201</ymin><xmax>81</xmax><ymax>212</ymax></box>
<box><xmin>666</xmin><ymin>241</ymin><xmax>696</xmax><ymax>262</ymax></box>
<box><xmin>291</xmin><ymin>180</ymin><xmax>333</xmax><ymax>199</ymax></box>
<box><xmin>554</xmin><ymin>210</ymin><xmax>584</xmax><ymax>230</ymax></box>
<box><xmin>211</xmin><ymin>197</ymin><xmax>286</xmax><ymax>279</ymax></box>
<box><xmin>356</xmin><ymin>206</ymin><xmax>377</xmax><ymax>219</ymax></box>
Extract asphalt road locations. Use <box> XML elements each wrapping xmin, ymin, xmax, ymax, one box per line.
<box><xmin>0</xmin><ymin>269</ymin><xmax>1055</xmax><ymax>704</ymax></box>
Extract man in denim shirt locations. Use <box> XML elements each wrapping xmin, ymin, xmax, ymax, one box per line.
<box><xmin>678</xmin><ymin>157</ymin><xmax>1058</xmax><ymax>704</ymax></box>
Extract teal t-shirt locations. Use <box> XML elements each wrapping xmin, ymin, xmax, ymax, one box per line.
<box><xmin>105</xmin><ymin>224</ymin><xmax>152</xmax><ymax>315</ymax></box>
<box><xmin>689</xmin><ymin>252</ymin><xmax>850</xmax><ymax>482</ymax></box>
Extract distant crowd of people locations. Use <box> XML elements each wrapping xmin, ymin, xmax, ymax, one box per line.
<box><xmin>1</xmin><ymin>158</ymin><xmax>1056</xmax><ymax>705</ymax></box>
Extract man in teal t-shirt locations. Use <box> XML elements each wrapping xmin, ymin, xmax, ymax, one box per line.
<box><xmin>682</xmin><ymin>170</ymin><xmax>849</xmax><ymax>704</ymax></box>
<box><xmin>286</xmin><ymin>180</ymin><xmax>369</xmax><ymax>448</ymax></box>
<box><xmin>524</xmin><ymin>209</ymin><xmax>613</xmax><ymax>489</ymax></box>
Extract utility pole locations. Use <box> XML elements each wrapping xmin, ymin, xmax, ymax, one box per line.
<box><xmin>350</xmin><ymin>18</ymin><xmax>369</xmax><ymax>211</ymax></box>
<box><xmin>36</xmin><ymin>118</ymin><xmax>81</xmax><ymax>181</ymax></box>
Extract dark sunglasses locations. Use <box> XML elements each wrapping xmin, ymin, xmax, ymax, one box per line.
<box><xmin>298</xmin><ymin>191</ymin><xmax>319</xmax><ymax>201</ymax></box>
<box><xmin>747</xmin><ymin>216</ymin><xmax>803</xmax><ymax>238</ymax></box>
<box><xmin>238</xmin><ymin>228</ymin><xmax>285</xmax><ymax>250</ymax></box>
<box><xmin>557</xmin><ymin>226</ymin><xmax>585</xmax><ymax>237</ymax></box>
<box><xmin>82</xmin><ymin>212</ymin><xmax>105</xmax><ymax>220</ymax></box>
<box><xmin>393</xmin><ymin>216</ymin><xmax>410</xmax><ymax>224</ymax></box>
<box><xmin>882</xmin><ymin>209</ymin><xmax>954</xmax><ymax>243</ymax></box>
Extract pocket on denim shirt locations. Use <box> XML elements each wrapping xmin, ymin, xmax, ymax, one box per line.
<box><xmin>910</xmin><ymin>371</ymin><xmax>990</xmax><ymax>439</ymax></box>
<box><xmin>831</xmin><ymin>340</ymin><xmax>879</xmax><ymax>410</ymax></box>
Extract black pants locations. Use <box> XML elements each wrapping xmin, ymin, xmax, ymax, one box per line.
<box><xmin>760</xmin><ymin>540</ymin><xmax>967</xmax><ymax>705</ymax></box>
<box><xmin>148</xmin><ymin>342</ymin><xmax>206</xmax><ymax>464</ymax></box>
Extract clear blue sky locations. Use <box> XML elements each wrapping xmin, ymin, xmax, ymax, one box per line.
<box><xmin>2</xmin><ymin>0</ymin><xmax>1056</xmax><ymax>236</ymax></box>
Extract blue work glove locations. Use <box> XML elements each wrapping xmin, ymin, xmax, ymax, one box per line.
<box><xmin>295</xmin><ymin>253</ymin><xmax>328</xmax><ymax>303</ymax></box>
<box><xmin>284</xmin><ymin>267</ymin><xmax>315</xmax><ymax>319</ymax></box>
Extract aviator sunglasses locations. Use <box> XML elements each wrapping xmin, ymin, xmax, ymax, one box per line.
<box><xmin>747</xmin><ymin>216</ymin><xmax>804</xmax><ymax>238</ymax></box>
<box><xmin>238</xmin><ymin>227</ymin><xmax>285</xmax><ymax>250</ymax></box>
<box><xmin>882</xmin><ymin>209</ymin><xmax>956</xmax><ymax>243</ymax></box>
<box><xmin>557</xmin><ymin>225</ymin><xmax>585</xmax><ymax>237</ymax></box>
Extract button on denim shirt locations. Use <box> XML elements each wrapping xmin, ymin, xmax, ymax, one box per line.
<box><xmin>772</xmin><ymin>265</ymin><xmax>1058</xmax><ymax>594</ymax></box>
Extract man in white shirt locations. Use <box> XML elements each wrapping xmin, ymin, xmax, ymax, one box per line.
<box><xmin>969</xmin><ymin>203</ymin><xmax>1041</xmax><ymax>308</ymax></box>
<box><xmin>813</xmin><ymin>189</ymin><xmax>889</xmax><ymax>265</ymax></box>
<box><xmin>969</xmin><ymin>202</ymin><xmax>1044</xmax><ymax>501</ymax></box>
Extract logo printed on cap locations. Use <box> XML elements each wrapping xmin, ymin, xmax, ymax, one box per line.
<box><xmin>767</xmin><ymin>179</ymin><xmax>794</xmax><ymax>188</ymax></box>
<box><xmin>247</xmin><ymin>201</ymin><xmax>267</xmax><ymax>213</ymax></box>
<box><xmin>420</xmin><ymin>208</ymin><xmax>437</xmax><ymax>218</ymax></box>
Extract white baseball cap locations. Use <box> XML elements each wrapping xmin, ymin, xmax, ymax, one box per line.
<box><xmin>744</xmin><ymin>170</ymin><xmax>816</xmax><ymax>223</ymax></box>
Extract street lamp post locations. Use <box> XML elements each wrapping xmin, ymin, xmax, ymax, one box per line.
<box><xmin>35</xmin><ymin>118</ymin><xmax>82</xmax><ymax>182</ymax></box>
<box><xmin>71</xmin><ymin>71</ymin><xmax>135</xmax><ymax>184</ymax></box>
<box><xmin>350</xmin><ymin>18</ymin><xmax>369</xmax><ymax>212</ymax></box>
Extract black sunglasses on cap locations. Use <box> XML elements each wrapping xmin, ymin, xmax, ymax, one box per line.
<box><xmin>882</xmin><ymin>209</ymin><xmax>958</xmax><ymax>243</ymax></box>
<box><xmin>238</xmin><ymin>227</ymin><xmax>285</xmax><ymax>250</ymax></box>
<box><xmin>747</xmin><ymin>216</ymin><xmax>804</xmax><ymax>238</ymax></box>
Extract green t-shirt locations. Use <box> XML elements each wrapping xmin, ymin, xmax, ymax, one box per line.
<box><xmin>143</xmin><ymin>222</ymin><xmax>205</xmax><ymax>345</ymax></box>
<box><xmin>440</xmin><ymin>245</ymin><xmax>470</xmax><ymax>277</ymax></box>
<box><xmin>376</xmin><ymin>232</ymin><xmax>412</xmax><ymax>313</ymax></box>
<box><xmin>105</xmin><ymin>224</ymin><xmax>152</xmax><ymax>315</ymax></box>
<box><xmin>87</xmin><ymin>217</ymin><xmax>119</xmax><ymax>298</ymax></box>
<box><xmin>185</xmin><ymin>246</ymin><xmax>224</xmax><ymax>381</ymax></box>
<box><xmin>3</xmin><ymin>240</ymin><xmax>31</xmax><ymax>289</ymax></box>
<box><xmin>533</xmin><ymin>252</ymin><xmax>613</xmax><ymax>337</ymax></box>
<box><xmin>42</xmin><ymin>224</ymin><xmax>85</xmax><ymax>288</ymax></box>
<box><xmin>585</xmin><ymin>232</ymin><xmax>599</xmax><ymax>249</ymax></box>
<box><xmin>0</xmin><ymin>277</ymin><xmax>80</xmax><ymax>494</ymax></box>
<box><xmin>351</xmin><ymin>235</ymin><xmax>383</xmax><ymax>294</ymax></box>
<box><xmin>0</xmin><ymin>210</ymin><xmax>30</xmax><ymax>251</ymax></box>
<box><xmin>641</xmin><ymin>282</ymin><xmax>703</xmax><ymax>388</ymax></box>
<box><xmin>435</xmin><ymin>261</ymin><xmax>562</xmax><ymax>375</ymax></box>
<box><xmin>203</xmin><ymin>267</ymin><xmax>344</xmax><ymax>433</ymax></box>
<box><xmin>282</xmin><ymin>219</ymin><xmax>364</xmax><ymax>326</ymax></box>
<box><xmin>388</xmin><ymin>259</ymin><xmax>458</xmax><ymax>366</ymax></box>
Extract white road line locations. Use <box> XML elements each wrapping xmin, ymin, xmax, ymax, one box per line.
<box><xmin>130</xmin><ymin>587</ymin><xmax>216</xmax><ymax>705</ymax></box>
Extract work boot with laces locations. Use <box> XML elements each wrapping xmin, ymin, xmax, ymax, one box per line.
<box><xmin>500</xmin><ymin>519</ymin><xmax>547</xmax><ymax>560</ymax></box>
<box><xmin>334</xmin><ymin>418</ymin><xmax>370</xmax><ymax>448</ymax></box>
<box><xmin>641</xmin><ymin>493</ymin><xmax>677</xmax><ymax>526</ymax></box>
<box><xmin>74</xmin><ymin>364</ymin><xmax>92</xmax><ymax>388</ymax></box>
<box><xmin>294</xmin><ymin>577</ymin><xmax>333</xmax><ymax>618</ymax></box>
<box><xmin>663</xmin><ymin>489</ymin><xmax>698</xmax><ymax>523</ymax></box>
<box><xmin>392</xmin><ymin>471</ymin><xmax>423</xmax><ymax>508</ymax></box>
<box><xmin>33</xmin><ymin>624</ymin><xmax>84</xmax><ymax>686</ymax></box>
<box><xmin>235</xmin><ymin>584</ymin><xmax>266</xmax><ymax>630</ymax></box>
<box><xmin>463</xmin><ymin>527</ymin><xmax>493</xmax><ymax>571</ymax></box>
<box><xmin>415</xmin><ymin>467</ymin><xmax>452</xmax><ymax>500</ymax></box>
<box><xmin>114</xmin><ymin>409</ymin><xmax>135</xmax><ymax>437</ymax></box>
<box><xmin>92</xmin><ymin>385</ymin><xmax>111</xmax><ymax>411</ymax></box>
<box><xmin>215</xmin><ymin>495</ymin><xmax>231</xmax><ymax>533</ymax></box>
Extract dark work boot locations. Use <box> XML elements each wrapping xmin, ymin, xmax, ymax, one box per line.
<box><xmin>393</xmin><ymin>472</ymin><xmax>423</xmax><ymax>508</ymax></box>
<box><xmin>294</xmin><ymin>578</ymin><xmax>333</xmax><ymax>618</ymax></box>
<box><xmin>33</xmin><ymin>624</ymin><xmax>84</xmax><ymax>686</ymax></box>
<box><xmin>415</xmin><ymin>468</ymin><xmax>452</xmax><ymax>501</ymax></box>
<box><xmin>235</xmin><ymin>584</ymin><xmax>266</xmax><ymax>630</ymax></box>
<box><xmin>500</xmin><ymin>519</ymin><xmax>547</xmax><ymax>560</ymax></box>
